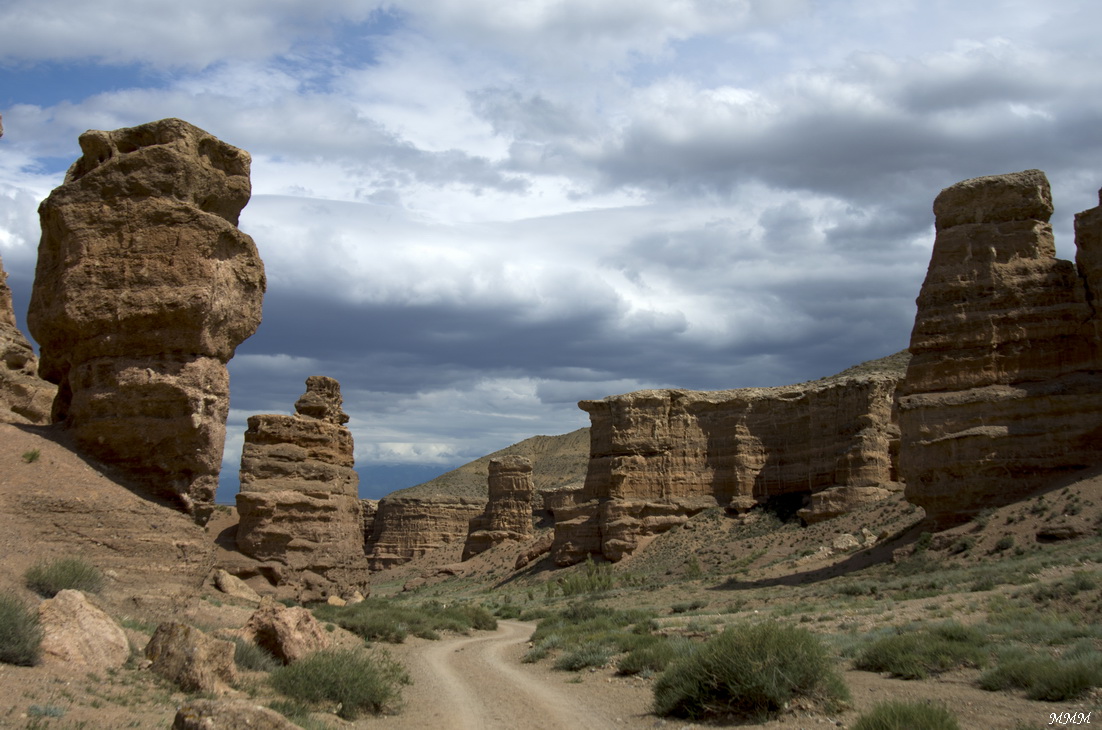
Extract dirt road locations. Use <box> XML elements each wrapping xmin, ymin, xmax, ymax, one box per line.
<box><xmin>365</xmin><ymin>620</ymin><xmax>654</xmax><ymax>729</ymax></box>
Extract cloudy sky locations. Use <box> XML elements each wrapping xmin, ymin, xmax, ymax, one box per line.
<box><xmin>2</xmin><ymin>1</ymin><xmax>1101</xmax><ymax>501</ymax></box>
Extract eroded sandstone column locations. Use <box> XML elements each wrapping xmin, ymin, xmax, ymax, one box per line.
<box><xmin>0</xmin><ymin>253</ymin><xmax>55</xmax><ymax>424</ymax></box>
<box><xmin>898</xmin><ymin>170</ymin><xmax>1102</xmax><ymax>524</ymax></box>
<box><xmin>462</xmin><ymin>455</ymin><xmax>534</xmax><ymax>560</ymax></box>
<box><xmin>27</xmin><ymin>118</ymin><xmax>265</xmax><ymax>521</ymax></box>
<box><xmin>236</xmin><ymin>376</ymin><xmax>369</xmax><ymax>600</ymax></box>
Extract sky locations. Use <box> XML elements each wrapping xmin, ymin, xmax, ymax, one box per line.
<box><xmin>2</xmin><ymin>1</ymin><xmax>1102</xmax><ymax>501</ymax></box>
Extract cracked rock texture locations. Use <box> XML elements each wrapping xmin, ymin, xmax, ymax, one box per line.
<box><xmin>898</xmin><ymin>169</ymin><xmax>1102</xmax><ymax>524</ymax></box>
<box><xmin>366</xmin><ymin>496</ymin><xmax>485</xmax><ymax>570</ymax></box>
<box><xmin>27</xmin><ymin>118</ymin><xmax>265</xmax><ymax>522</ymax></box>
<box><xmin>0</xmin><ymin>253</ymin><xmax>55</xmax><ymax>424</ymax></box>
<box><xmin>462</xmin><ymin>455</ymin><xmax>534</xmax><ymax>560</ymax></box>
<box><xmin>236</xmin><ymin>376</ymin><xmax>368</xmax><ymax>600</ymax></box>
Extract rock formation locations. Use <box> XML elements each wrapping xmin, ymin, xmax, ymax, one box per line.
<box><xmin>27</xmin><ymin>118</ymin><xmax>265</xmax><ymax>522</ymax></box>
<box><xmin>145</xmin><ymin>622</ymin><xmax>237</xmax><ymax>695</ymax></box>
<box><xmin>366</xmin><ymin>496</ymin><xmax>485</xmax><ymax>570</ymax></box>
<box><xmin>898</xmin><ymin>169</ymin><xmax>1102</xmax><ymax>524</ymax></box>
<box><xmin>462</xmin><ymin>456</ymin><xmax>534</xmax><ymax>560</ymax></box>
<box><xmin>0</xmin><ymin>253</ymin><xmax>54</xmax><ymax>424</ymax></box>
<box><xmin>552</xmin><ymin>354</ymin><xmax>907</xmax><ymax>565</ymax></box>
<box><xmin>37</xmin><ymin>590</ymin><xmax>129</xmax><ymax>671</ymax></box>
<box><xmin>238</xmin><ymin>599</ymin><xmax>330</xmax><ymax>664</ymax></box>
<box><xmin>235</xmin><ymin>376</ymin><xmax>369</xmax><ymax>599</ymax></box>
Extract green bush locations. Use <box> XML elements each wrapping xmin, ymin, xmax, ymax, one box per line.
<box><xmin>851</xmin><ymin>700</ymin><xmax>960</xmax><ymax>730</ymax></box>
<box><xmin>618</xmin><ymin>637</ymin><xmax>693</xmax><ymax>677</ymax></box>
<box><xmin>269</xmin><ymin>648</ymin><xmax>410</xmax><ymax>719</ymax></box>
<box><xmin>0</xmin><ymin>594</ymin><xmax>42</xmax><ymax>666</ymax></box>
<box><xmin>854</xmin><ymin>622</ymin><xmax>987</xmax><ymax>679</ymax></box>
<box><xmin>553</xmin><ymin>643</ymin><xmax>613</xmax><ymax>671</ymax></box>
<box><xmin>313</xmin><ymin>598</ymin><xmax>496</xmax><ymax>643</ymax></box>
<box><xmin>979</xmin><ymin>642</ymin><xmax>1102</xmax><ymax>701</ymax></box>
<box><xmin>652</xmin><ymin>623</ymin><xmax>849</xmax><ymax>721</ymax></box>
<box><xmin>232</xmin><ymin>637</ymin><xmax>279</xmax><ymax>672</ymax></box>
<box><xmin>24</xmin><ymin>558</ymin><xmax>104</xmax><ymax>598</ymax></box>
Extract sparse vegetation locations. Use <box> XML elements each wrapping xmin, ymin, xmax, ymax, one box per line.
<box><xmin>0</xmin><ymin>593</ymin><xmax>42</xmax><ymax>666</ymax></box>
<box><xmin>269</xmin><ymin>648</ymin><xmax>410</xmax><ymax>719</ymax></box>
<box><xmin>851</xmin><ymin>700</ymin><xmax>960</xmax><ymax>730</ymax></box>
<box><xmin>21</xmin><ymin>449</ymin><xmax>40</xmax><ymax>463</ymax></box>
<box><xmin>312</xmin><ymin>598</ymin><xmax>496</xmax><ymax>643</ymax></box>
<box><xmin>854</xmin><ymin>621</ymin><xmax>987</xmax><ymax>679</ymax></box>
<box><xmin>233</xmin><ymin>637</ymin><xmax>280</xmax><ymax>672</ymax></box>
<box><xmin>652</xmin><ymin>623</ymin><xmax>849</xmax><ymax>721</ymax></box>
<box><xmin>979</xmin><ymin>641</ymin><xmax>1102</xmax><ymax>701</ymax></box>
<box><xmin>24</xmin><ymin>557</ymin><xmax>105</xmax><ymax>598</ymax></box>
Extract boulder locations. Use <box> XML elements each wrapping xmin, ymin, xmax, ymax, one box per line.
<box><xmin>213</xmin><ymin>569</ymin><xmax>261</xmax><ymax>603</ymax></box>
<box><xmin>145</xmin><ymin>622</ymin><xmax>237</xmax><ymax>694</ymax></box>
<box><xmin>462</xmin><ymin>456</ymin><xmax>535</xmax><ymax>560</ymax></box>
<box><xmin>239</xmin><ymin>599</ymin><xmax>329</xmax><ymax>665</ymax></box>
<box><xmin>28</xmin><ymin>118</ymin><xmax>265</xmax><ymax>523</ymax></box>
<box><xmin>898</xmin><ymin>170</ymin><xmax>1102</xmax><ymax>524</ymax></box>
<box><xmin>37</xmin><ymin>590</ymin><xmax>129</xmax><ymax>671</ymax></box>
<box><xmin>173</xmin><ymin>699</ymin><xmax>298</xmax><ymax>730</ymax></box>
<box><xmin>514</xmin><ymin>533</ymin><xmax>554</xmax><ymax>570</ymax></box>
<box><xmin>0</xmin><ymin>253</ymin><xmax>55</xmax><ymax>424</ymax></box>
<box><xmin>236</xmin><ymin>376</ymin><xmax>367</xmax><ymax>599</ymax></box>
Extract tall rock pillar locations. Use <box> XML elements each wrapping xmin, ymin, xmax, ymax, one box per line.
<box><xmin>462</xmin><ymin>455</ymin><xmax>534</xmax><ymax>560</ymax></box>
<box><xmin>27</xmin><ymin>119</ymin><xmax>266</xmax><ymax>522</ymax></box>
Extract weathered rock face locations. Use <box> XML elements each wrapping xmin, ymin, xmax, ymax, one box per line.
<box><xmin>173</xmin><ymin>699</ymin><xmax>299</xmax><ymax>730</ymax></box>
<box><xmin>38</xmin><ymin>590</ymin><xmax>129</xmax><ymax>671</ymax></box>
<box><xmin>27</xmin><ymin>118</ymin><xmax>265</xmax><ymax>522</ymax></box>
<box><xmin>366</xmin><ymin>496</ymin><xmax>484</xmax><ymax>570</ymax></box>
<box><xmin>236</xmin><ymin>376</ymin><xmax>368</xmax><ymax>599</ymax></box>
<box><xmin>145</xmin><ymin>622</ymin><xmax>237</xmax><ymax>695</ymax></box>
<box><xmin>462</xmin><ymin>456</ymin><xmax>534</xmax><ymax>560</ymax></box>
<box><xmin>898</xmin><ymin>170</ymin><xmax>1102</xmax><ymax>524</ymax></box>
<box><xmin>0</xmin><ymin>254</ymin><xmax>55</xmax><ymax>424</ymax></box>
<box><xmin>238</xmin><ymin>599</ymin><xmax>329</xmax><ymax>664</ymax></box>
<box><xmin>552</xmin><ymin>355</ymin><xmax>906</xmax><ymax>565</ymax></box>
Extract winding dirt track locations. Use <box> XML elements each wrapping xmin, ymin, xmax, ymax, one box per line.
<box><xmin>371</xmin><ymin>620</ymin><xmax>651</xmax><ymax>729</ymax></box>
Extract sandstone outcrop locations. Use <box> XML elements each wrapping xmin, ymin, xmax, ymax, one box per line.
<box><xmin>145</xmin><ymin>622</ymin><xmax>237</xmax><ymax>694</ymax></box>
<box><xmin>366</xmin><ymin>496</ymin><xmax>484</xmax><ymax>570</ymax></box>
<box><xmin>235</xmin><ymin>376</ymin><xmax>368</xmax><ymax>599</ymax></box>
<box><xmin>0</xmin><ymin>254</ymin><xmax>55</xmax><ymax>424</ymax></box>
<box><xmin>37</xmin><ymin>590</ymin><xmax>129</xmax><ymax>671</ymax></box>
<box><xmin>462</xmin><ymin>456</ymin><xmax>534</xmax><ymax>560</ymax></box>
<box><xmin>27</xmin><ymin>118</ymin><xmax>265</xmax><ymax>523</ymax></box>
<box><xmin>552</xmin><ymin>354</ymin><xmax>906</xmax><ymax>565</ymax></box>
<box><xmin>238</xmin><ymin>599</ymin><xmax>329</xmax><ymax>664</ymax></box>
<box><xmin>173</xmin><ymin>700</ymin><xmax>299</xmax><ymax>730</ymax></box>
<box><xmin>898</xmin><ymin>170</ymin><xmax>1102</xmax><ymax>524</ymax></box>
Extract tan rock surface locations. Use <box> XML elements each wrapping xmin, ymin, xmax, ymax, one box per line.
<box><xmin>239</xmin><ymin>599</ymin><xmax>329</xmax><ymax>664</ymax></box>
<box><xmin>173</xmin><ymin>699</ymin><xmax>299</xmax><ymax>730</ymax></box>
<box><xmin>366</xmin><ymin>496</ymin><xmax>485</xmax><ymax>570</ymax></box>
<box><xmin>145</xmin><ymin>621</ymin><xmax>237</xmax><ymax>694</ymax></box>
<box><xmin>235</xmin><ymin>376</ymin><xmax>368</xmax><ymax>599</ymax></box>
<box><xmin>898</xmin><ymin>170</ymin><xmax>1102</xmax><ymax>524</ymax></box>
<box><xmin>213</xmin><ymin>569</ymin><xmax>261</xmax><ymax>603</ymax></box>
<box><xmin>27</xmin><ymin>118</ymin><xmax>265</xmax><ymax>522</ymax></box>
<box><xmin>0</xmin><ymin>253</ymin><xmax>55</xmax><ymax>424</ymax></box>
<box><xmin>462</xmin><ymin>455</ymin><xmax>535</xmax><ymax>560</ymax></box>
<box><xmin>553</xmin><ymin>354</ymin><xmax>906</xmax><ymax>564</ymax></box>
<box><xmin>37</xmin><ymin>589</ymin><xmax>129</xmax><ymax>671</ymax></box>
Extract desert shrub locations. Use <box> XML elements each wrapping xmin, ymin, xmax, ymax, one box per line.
<box><xmin>24</xmin><ymin>558</ymin><xmax>104</xmax><ymax>598</ymax></box>
<box><xmin>851</xmin><ymin>700</ymin><xmax>960</xmax><ymax>730</ymax></box>
<box><xmin>554</xmin><ymin>556</ymin><xmax>615</xmax><ymax>596</ymax></box>
<box><xmin>232</xmin><ymin>637</ymin><xmax>279</xmax><ymax>672</ymax></box>
<box><xmin>979</xmin><ymin>642</ymin><xmax>1102</xmax><ymax>701</ymax></box>
<box><xmin>618</xmin><ymin>636</ymin><xmax>693</xmax><ymax>677</ymax></box>
<box><xmin>313</xmin><ymin>598</ymin><xmax>495</xmax><ymax>643</ymax></box>
<box><xmin>553</xmin><ymin>642</ymin><xmax>613</xmax><ymax>671</ymax></box>
<box><xmin>0</xmin><ymin>593</ymin><xmax>42</xmax><ymax>666</ymax></box>
<box><xmin>522</xmin><ymin>634</ymin><xmax>562</xmax><ymax>663</ymax></box>
<box><xmin>670</xmin><ymin>599</ymin><xmax>708</xmax><ymax>614</ymax></box>
<box><xmin>854</xmin><ymin>621</ymin><xmax>987</xmax><ymax>679</ymax></box>
<box><xmin>269</xmin><ymin>648</ymin><xmax>410</xmax><ymax>719</ymax></box>
<box><xmin>652</xmin><ymin>623</ymin><xmax>849</xmax><ymax>721</ymax></box>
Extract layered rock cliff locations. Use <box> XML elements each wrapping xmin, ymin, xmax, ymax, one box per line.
<box><xmin>898</xmin><ymin>169</ymin><xmax>1102</xmax><ymax>524</ymax></box>
<box><xmin>462</xmin><ymin>455</ymin><xmax>534</xmax><ymax>560</ymax></box>
<box><xmin>366</xmin><ymin>496</ymin><xmax>484</xmax><ymax>570</ymax></box>
<box><xmin>27</xmin><ymin>118</ymin><xmax>266</xmax><ymax>522</ymax></box>
<box><xmin>236</xmin><ymin>376</ymin><xmax>368</xmax><ymax>599</ymax></box>
<box><xmin>552</xmin><ymin>354</ymin><xmax>907</xmax><ymax>565</ymax></box>
<box><xmin>0</xmin><ymin>253</ymin><xmax>54</xmax><ymax>424</ymax></box>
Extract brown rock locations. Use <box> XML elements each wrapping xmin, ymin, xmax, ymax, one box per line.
<box><xmin>366</xmin><ymin>496</ymin><xmax>485</xmax><ymax>569</ymax></box>
<box><xmin>514</xmin><ymin>533</ymin><xmax>554</xmax><ymax>569</ymax></box>
<box><xmin>462</xmin><ymin>456</ymin><xmax>535</xmax><ymax>560</ymax></box>
<box><xmin>236</xmin><ymin>376</ymin><xmax>367</xmax><ymax>599</ymax></box>
<box><xmin>213</xmin><ymin>569</ymin><xmax>261</xmax><ymax>603</ymax></box>
<box><xmin>552</xmin><ymin>354</ymin><xmax>906</xmax><ymax>564</ymax></box>
<box><xmin>239</xmin><ymin>599</ymin><xmax>329</xmax><ymax>665</ymax></box>
<box><xmin>37</xmin><ymin>590</ymin><xmax>129</xmax><ymax>671</ymax></box>
<box><xmin>898</xmin><ymin>170</ymin><xmax>1102</xmax><ymax>524</ymax></box>
<box><xmin>145</xmin><ymin>622</ymin><xmax>237</xmax><ymax>694</ymax></box>
<box><xmin>173</xmin><ymin>699</ymin><xmax>299</xmax><ymax>730</ymax></box>
<box><xmin>0</xmin><ymin>253</ymin><xmax>55</xmax><ymax>424</ymax></box>
<box><xmin>27</xmin><ymin>118</ymin><xmax>265</xmax><ymax>522</ymax></box>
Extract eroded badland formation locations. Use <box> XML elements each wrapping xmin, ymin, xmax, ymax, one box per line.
<box><xmin>2</xmin><ymin>118</ymin><xmax>1102</xmax><ymax>728</ymax></box>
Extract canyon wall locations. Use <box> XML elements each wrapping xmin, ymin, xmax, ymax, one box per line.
<box><xmin>236</xmin><ymin>376</ymin><xmax>369</xmax><ymax>599</ymax></box>
<box><xmin>898</xmin><ymin>169</ymin><xmax>1102</xmax><ymax>524</ymax></box>
<box><xmin>366</xmin><ymin>496</ymin><xmax>484</xmax><ymax>570</ymax></box>
<box><xmin>0</xmin><ymin>253</ymin><xmax>54</xmax><ymax>424</ymax></box>
<box><xmin>462</xmin><ymin>455</ymin><xmax>534</xmax><ymax>560</ymax></box>
<box><xmin>27</xmin><ymin>118</ymin><xmax>265</xmax><ymax>522</ymax></box>
<box><xmin>552</xmin><ymin>355</ymin><xmax>906</xmax><ymax>565</ymax></box>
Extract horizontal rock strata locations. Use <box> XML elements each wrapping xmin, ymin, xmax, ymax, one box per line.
<box><xmin>898</xmin><ymin>170</ymin><xmax>1102</xmax><ymax>524</ymax></box>
<box><xmin>462</xmin><ymin>456</ymin><xmax>534</xmax><ymax>560</ymax></box>
<box><xmin>0</xmin><ymin>253</ymin><xmax>54</xmax><ymax>424</ymax></box>
<box><xmin>236</xmin><ymin>376</ymin><xmax>368</xmax><ymax>599</ymax></box>
<box><xmin>28</xmin><ymin>118</ymin><xmax>265</xmax><ymax>522</ymax></box>
<box><xmin>366</xmin><ymin>496</ymin><xmax>485</xmax><ymax>570</ymax></box>
<box><xmin>552</xmin><ymin>355</ymin><xmax>906</xmax><ymax>565</ymax></box>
